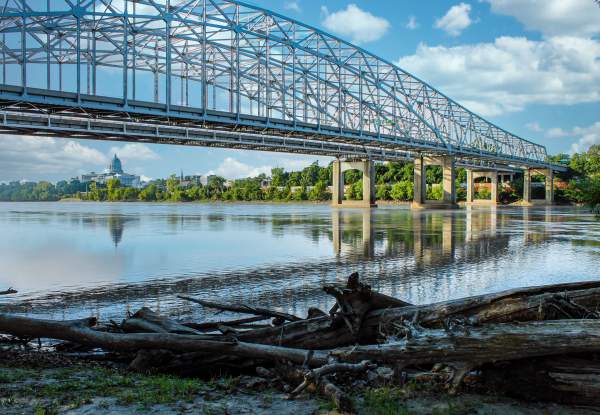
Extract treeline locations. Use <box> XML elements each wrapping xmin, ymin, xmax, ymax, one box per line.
<box><xmin>2</xmin><ymin>146</ymin><xmax>600</xmax><ymax>210</ymax></box>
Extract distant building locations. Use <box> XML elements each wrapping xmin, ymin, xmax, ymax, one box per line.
<box><xmin>81</xmin><ymin>154</ymin><xmax>141</xmax><ymax>188</ymax></box>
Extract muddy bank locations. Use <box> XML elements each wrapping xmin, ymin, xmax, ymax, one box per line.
<box><xmin>1</xmin><ymin>350</ymin><xmax>597</xmax><ymax>415</ymax></box>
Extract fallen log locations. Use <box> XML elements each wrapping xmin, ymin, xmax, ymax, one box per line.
<box><xmin>0</xmin><ymin>313</ymin><xmax>328</xmax><ymax>366</ymax></box>
<box><xmin>239</xmin><ymin>280</ymin><xmax>600</xmax><ymax>349</ymax></box>
<box><xmin>178</xmin><ymin>295</ymin><xmax>302</xmax><ymax>322</ymax></box>
<box><xmin>482</xmin><ymin>355</ymin><xmax>600</xmax><ymax>406</ymax></box>
<box><xmin>121</xmin><ymin>307</ymin><xmax>202</xmax><ymax>335</ymax></box>
<box><xmin>0</xmin><ymin>288</ymin><xmax>17</xmax><ymax>296</ymax></box>
<box><xmin>324</xmin><ymin>272</ymin><xmax>411</xmax><ymax>338</ymax></box>
<box><xmin>331</xmin><ymin>319</ymin><xmax>600</xmax><ymax>391</ymax></box>
<box><xmin>183</xmin><ymin>315</ymin><xmax>270</xmax><ymax>331</ymax></box>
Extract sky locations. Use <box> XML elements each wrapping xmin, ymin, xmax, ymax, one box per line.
<box><xmin>1</xmin><ymin>0</ymin><xmax>599</xmax><ymax>182</ymax></box>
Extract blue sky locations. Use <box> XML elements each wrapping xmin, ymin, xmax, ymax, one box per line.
<box><xmin>1</xmin><ymin>0</ymin><xmax>599</xmax><ymax>182</ymax></box>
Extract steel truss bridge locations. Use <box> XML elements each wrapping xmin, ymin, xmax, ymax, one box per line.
<box><xmin>0</xmin><ymin>0</ymin><xmax>562</xmax><ymax>172</ymax></box>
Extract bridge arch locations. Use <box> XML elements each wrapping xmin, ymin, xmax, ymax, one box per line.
<box><xmin>0</xmin><ymin>0</ymin><xmax>551</xmax><ymax>167</ymax></box>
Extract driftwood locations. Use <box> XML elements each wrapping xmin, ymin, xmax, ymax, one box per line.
<box><xmin>324</xmin><ymin>272</ymin><xmax>411</xmax><ymax>338</ymax></box>
<box><xmin>0</xmin><ymin>288</ymin><xmax>17</xmax><ymax>296</ymax></box>
<box><xmin>482</xmin><ymin>355</ymin><xmax>600</xmax><ymax>406</ymax></box>
<box><xmin>5</xmin><ymin>275</ymin><xmax>600</xmax><ymax>410</ymax></box>
<box><xmin>121</xmin><ymin>307</ymin><xmax>202</xmax><ymax>335</ymax></box>
<box><xmin>238</xmin><ymin>280</ymin><xmax>600</xmax><ymax>349</ymax></box>
<box><xmin>183</xmin><ymin>315</ymin><xmax>270</xmax><ymax>331</ymax></box>
<box><xmin>177</xmin><ymin>295</ymin><xmax>302</xmax><ymax>322</ymax></box>
<box><xmin>0</xmin><ymin>312</ymin><xmax>328</xmax><ymax>366</ymax></box>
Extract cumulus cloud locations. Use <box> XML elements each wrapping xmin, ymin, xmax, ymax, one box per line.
<box><xmin>0</xmin><ymin>135</ymin><xmax>107</xmax><ymax>181</ymax></box>
<box><xmin>206</xmin><ymin>156</ymin><xmax>332</xmax><ymax>179</ymax></box>
<box><xmin>108</xmin><ymin>143</ymin><xmax>159</xmax><ymax>161</ymax></box>
<box><xmin>485</xmin><ymin>0</ymin><xmax>600</xmax><ymax>38</ymax></box>
<box><xmin>321</xmin><ymin>4</ymin><xmax>390</xmax><ymax>44</ymax></box>
<box><xmin>526</xmin><ymin>122</ymin><xmax>543</xmax><ymax>132</ymax></box>
<box><xmin>284</xmin><ymin>1</ymin><xmax>301</xmax><ymax>13</ymax></box>
<box><xmin>206</xmin><ymin>157</ymin><xmax>272</xmax><ymax>179</ymax></box>
<box><xmin>406</xmin><ymin>15</ymin><xmax>419</xmax><ymax>30</ymax></box>
<box><xmin>397</xmin><ymin>36</ymin><xmax>600</xmax><ymax>117</ymax></box>
<box><xmin>434</xmin><ymin>3</ymin><xmax>473</xmax><ymax>36</ymax></box>
<box><xmin>569</xmin><ymin>122</ymin><xmax>600</xmax><ymax>154</ymax></box>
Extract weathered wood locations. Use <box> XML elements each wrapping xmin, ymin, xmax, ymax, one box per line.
<box><xmin>0</xmin><ymin>313</ymin><xmax>328</xmax><ymax>366</ymax></box>
<box><xmin>121</xmin><ymin>307</ymin><xmax>202</xmax><ymax>335</ymax></box>
<box><xmin>332</xmin><ymin>319</ymin><xmax>600</xmax><ymax>374</ymax></box>
<box><xmin>178</xmin><ymin>295</ymin><xmax>302</xmax><ymax>322</ymax></box>
<box><xmin>183</xmin><ymin>315</ymin><xmax>270</xmax><ymax>331</ymax></box>
<box><xmin>0</xmin><ymin>288</ymin><xmax>17</xmax><ymax>296</ymax></box>
<box><xmin>482</xmin><ymin>356</ymin><xmax>600</xmax><ymax>406</ymax></box>
<box><xmin>238</xmin><ymin>281</ymin><xmax>600</xmax><ymax>349</ymax></box>
<box><xmin>324</xmin><ymin>272</ymin><xmax>411</xmax><ymax>338</ymax></box>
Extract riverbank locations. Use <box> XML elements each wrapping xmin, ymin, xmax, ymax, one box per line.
<box><xmin>1</xmin><ymin>349</ymin><xmax>596</xmax><ymax>415</ymax></box>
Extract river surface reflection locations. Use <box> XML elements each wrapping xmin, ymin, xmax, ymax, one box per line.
<box><xmin>0</xmin><ymin>202</ymin><xmax>599</xmax><ymax>322</ymax></box>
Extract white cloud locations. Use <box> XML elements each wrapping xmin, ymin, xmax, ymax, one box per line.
<box><xmin>546</xmin><ymin>127</ymin><xmax>568</xmax><ymax>139</ymax></box>
<box><xmin>207</xmin><ymin>157</ymin><xmax>272</xmax><ymax>179</ymax></box>
<box><xmin>397</xmin><ymin>36</ymin><xmax>600</xmax><ymax>117</ymax></box>
<box><xmin>205</xmin><ymin>156</ymin><xmax>332</xmax><ymax>179</ymax></box>
<box><xmin>434</xmin><ymin>3</ymin><xmax>473</xmax><ymax>36</ymax></box>
<box><xmin>321</xmin><ymin>4</ymin><xmax>390</xmax><ymax>44</ymax></box>
<box><xmin>569</xmin><ymin>122</ymin><xmax>600</xmax><ymax>153</ymax></box>
<box><xmin>406</xmin><ymin>15</ymin><xmax>419</xmax><ymax>30</ymax></box>
<box><xmin>108</xmin><ymin>143</ymin><xmax>159</xmax><ymax>162</ymax></box>
<box><xmin>526</xmin><ymin>122</ymin><xmax>543</xmax><ymax>132</ymax></box>
<box><xmin>284</xmin><ymin>1</ymin><xmax>301</xmax><ymax>13</ymax></box>
<box><xmin>485</xmin><ymin>0</ymin><xmax>600</xmax><ymax>38</ymax></box>
<box><xmin>0</xmin><ymin>135</ymin><xmax>107</xmax><ymax>181</ymax></box>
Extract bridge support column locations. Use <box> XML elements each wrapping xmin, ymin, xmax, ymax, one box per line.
<box><xmin>412</xmin><ymin>156</ymin><xmax>458</xmax><ymax>209</ymax></box>
<box><xmin>523</xmin><ymin>169</ymin><xmax>531</xmax><ymax>205</ymax></box>
<box><xmin>331</xmin><ymin>159</ymin><xmax>376</xmax><ymax>208</ymax></box>
<box><xmin>525</xmin><ymin>168</ymin><xmax>554</xmax><ymax>205</ymax></box>
<box><xmin>332</xmin><ymin>159</ymin><xmax>344</xmax><ymax>206</ymax></box>
<box><xmin>466</xmin><ymin>170</ymin><xmax>499</xmax><ymax>206</ymax></box>
<box><xmin>466</xmin><ymin>169</ymin><xmax>474</xmax><ymax>204</ymax></box>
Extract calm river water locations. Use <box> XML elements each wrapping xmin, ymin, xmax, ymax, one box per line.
<box><xmin>0</xmin><ymin>202</ymin><xmax>599</xmax><ymax>322</ymax></box>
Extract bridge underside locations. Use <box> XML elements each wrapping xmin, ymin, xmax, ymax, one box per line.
<box><xmin>0</xmin><ymin>86</ymin><xmax>554</xmax><ymax>173</ymax></box>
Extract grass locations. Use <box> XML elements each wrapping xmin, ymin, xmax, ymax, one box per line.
<box><xmin>0</xmin><ymin>365</ymin><xmax>211</xmax><ymax>411</ymax></box>
<box><xmin>362</xmin><ymin>387</ymin><xmax>412</xmax><ymax>415</ymax></box>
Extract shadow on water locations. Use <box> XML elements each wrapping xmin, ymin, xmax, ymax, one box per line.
<box><xmin>0</xmin><ymin>203</ymin><xmax>599</xmax><ymax>322</ymax></box>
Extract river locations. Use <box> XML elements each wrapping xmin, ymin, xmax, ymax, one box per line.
<box><xmin>0</xmin><ymin>202</ymin><xmax>598</xmax><ymax>323</ymax></box>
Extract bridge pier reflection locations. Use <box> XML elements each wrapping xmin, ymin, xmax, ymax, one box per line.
<box><xmin>331</xmin><ymin>209</ymin><xmax>374</xmax><ymax>258</ymax></box>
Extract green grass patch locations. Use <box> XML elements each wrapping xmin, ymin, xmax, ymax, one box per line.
<box><xmin>362</xmin><ymin>387</ymin><xmax>412</xmax><ymax>415</ymax></box>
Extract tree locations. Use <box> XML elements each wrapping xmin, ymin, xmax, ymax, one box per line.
<box><xmin>139</xmin><ymin>184</ymin><xmax>158</xmax><ymax>201</ymax></box>
<box><xmin>308</xmin><ymin>180</ymin><xmax>329</xmax><ymax>201</ymax></box>
<box><xmin>106</xmin><ymin>178</ymin><xmax>121</xmax><ymax>201</ymax></box>
<box><xmin>390</xmin><ymin>181</ymin><xmax>413</xmax><ymax>201</ymax></box>
<box><xmin>271</xmin><ymin>167</ymin><xmax>287</xmax><ymax>187</ymax></box>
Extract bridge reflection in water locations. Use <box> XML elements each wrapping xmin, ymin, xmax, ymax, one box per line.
<box><xmin>0</xmin><ymin>205</ymin><xmax>579</xmax><ymax>323</ymax></box>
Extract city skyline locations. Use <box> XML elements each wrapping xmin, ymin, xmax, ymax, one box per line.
<box><xmin>0</xmin><ymin>0</ymin><xmax>598</xmax><ymax>182</ymax></box>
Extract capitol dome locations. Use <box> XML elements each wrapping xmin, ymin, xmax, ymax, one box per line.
<box><xmin>108</xmin><ymin>154</ymin><xmax>124</xmax><ymax>174</ymax></box>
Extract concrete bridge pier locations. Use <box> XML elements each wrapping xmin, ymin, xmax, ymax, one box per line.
<box><xmin>331</xmin><ymin>159</ymin><xmax>377</xmax><ymax>208</ymax></box>
<box><xmin>411</xmin><ymin>156</ymin><xmax>458</xmax><ymax>209</ymax></box>
<box><xmin>523</xmin><ymin>168</ymin><xmax>554</xmax><ymax>205</ymax></box>
<box><xmin>466</xmin><ymin>170</ymin><xmax>499</xmax><ymax>206</ymax></box>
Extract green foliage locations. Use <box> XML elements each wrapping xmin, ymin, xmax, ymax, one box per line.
<box><xmin>346</xmin><ymin>180</ymin><xmax>363</xmax><ymax>200</ymax></box>
<box><xmin>427</xmin><ymin>184</ymin><xmax>443</xmax><ymax>201</ymax></box>
<box><xmin>376</xmin><ymin>184</ymin><xmax>391</xmax><ymax>200</ymax></box>
<box><xmin>309</xmin><ymin>180</ymin><xmax>330</xmax><ymax>201</ymax></box>
<box><xmin>475</xmin><ymin>186</ymin><xmax>491</xmax><ymax>200</ymax></box>
<box><xmin>390</xmin><ymin>181</ymin><xmax>413</xmax><ymax>201</ymax></box>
